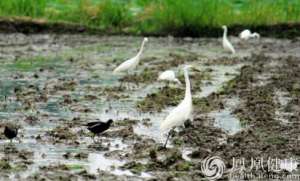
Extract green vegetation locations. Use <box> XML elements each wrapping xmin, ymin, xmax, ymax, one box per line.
<box><xmin>7</xmin><ymin>56</ymin><xmax>62</xmax><ymax>71</ymax></box>
<box><xmin>66</xmin><ymin>164</ymin><xmax>84</xmax><ymax>170</ymax></box>
<box><xmin>0</xmin><ymin>160</ymin><xmax>11</xmax><ymax>170</ymax></box>
<box><xmin>0</xmin><ymin>0</ymin><xmax>300</xmax><ymax>34</ymax></box>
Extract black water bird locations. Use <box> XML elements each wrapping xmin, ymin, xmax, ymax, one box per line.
<box><xmin>4</xmin><ymin>126</ymin><xmax>18</xmax><ymax>143</ymax></box>
<box><xmin>85</xmin><ymin>119</ymin><xmax>113</xmax><ymax>142</ymax></box>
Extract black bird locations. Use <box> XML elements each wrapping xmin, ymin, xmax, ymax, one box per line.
<box><xmin>85</xmin><ymin>119</ymin><xmax>113</xmax><ymax>142</ymax></box>
<box><xmin>4</xmin><ymin>126</ymin><xmax>18</xmax><ymax>143</ymax></box>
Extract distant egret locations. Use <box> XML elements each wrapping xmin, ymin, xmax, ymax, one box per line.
<box><xmin>4</xmin><ymin>125</ymin><xmax>18</xmax><ymax>143</ymax></box>
<box><xmin>85</xmin><ymin>119</ymin><xmax>113</xmax><ymax>142</ymax></box>
<box><xmin>222</xmin><ymin>25</ymin><xmax>235</xmax><ymax>54</ymax></box>
<box><xmin>239</xmin><ymin>29</ymin><xmax>260</xmax><ymax>40</ymax></box>
<box><xmin>158</xmin><ymin>70</ymin><xmax>181</xmax><ymax>84</ymax></box>
<box><xmin>113</xmin><ymin>38</ymin><xmax>148</xmax><ymax>74</ymax></box>
<box><xmin>160</xmin><ymin>65</ymin><xmax>193</xmax><ymax>148</ymax></box>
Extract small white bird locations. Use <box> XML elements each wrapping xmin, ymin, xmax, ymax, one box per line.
<box><xmin>160</xmin><ymin>65</ymin><xmax>193</xmax><ymax>148</ymax></box>
<box><xmin>113</xmin><ymin>37</ymin><xmax>148</xmax><ymax>74</ymax></box>
<box><xmin>222</xmin><ymin>25</ymin><xmax>236</xmax><ymax>54</ymax></box>
<box><xmin>239</xmin><ymin>29</ymin><xmax>260</xmax><ymax>40</ymax></box>
<box><xmin>158</xmin><ymin>70</ymin><xmax>181</xmax><ymax>84</ymax></box>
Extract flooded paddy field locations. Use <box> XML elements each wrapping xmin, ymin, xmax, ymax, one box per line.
<box><xmin>0</xmin><ymin>34</ymin><xmax>300</xmax><ymax>180</ymax></box>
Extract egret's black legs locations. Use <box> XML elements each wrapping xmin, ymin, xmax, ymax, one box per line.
<box><xmin>163</xmin><ymin>129</ymin><xmax>174</xmax><ymax>148</ymax></box>
<box><xmin>119</xmin><ymin>81</ymin><xmax>124</xmax><ymax>89</ymax></box>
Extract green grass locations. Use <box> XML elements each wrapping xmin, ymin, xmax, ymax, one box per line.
<box><xmin>7</xmin><ymin>56</ymin><xmax>62</xmax><ymax>71</ymax></box>
<box><xmin>0</xmin><ymin>0</ymin><xmax>300</xmax><ymax>34</ymax></box>
<box><xmin>65</xmin><ymin>164</ymin><xmax>84</xmax><ymax>170</ymax></box>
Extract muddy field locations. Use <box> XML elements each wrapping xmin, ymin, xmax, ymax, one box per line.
<box><xmin>0</xmin><ymin>33</ymin><xmax>300</xmax><ymax>180</ymax></box>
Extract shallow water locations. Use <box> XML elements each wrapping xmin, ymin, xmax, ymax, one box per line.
<box><xmin>209</xmin><ymin>97</ymin><xmax>242</xmax><ymax>135</ymax></box>
<box><xmin>196</xmin><ymin>64</ymin><xmax>242</xmax><ymax>98</ymax></box>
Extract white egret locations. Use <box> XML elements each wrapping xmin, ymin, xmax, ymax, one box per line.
<box><xmin>113</xmin><ymin>37</ymin><xmax>148</xmax><ymax>74</ymax></box>
<box><xmin>158</xmin><ymin>70</ymin><xmax>181</xmax><ymax>84</ymax></box>
<box><xmin>239</xmin><ymin>29</ymin><xmax>260</xmax><ymax>40</ymax></box>
<box><xmin>160</xmin><ymin>65</ymin><xmax>193</xmax><ymax>148</ymax></box>
<box><xmin>222</xmin><ymin>25</ymin><xmax>235</xmax><ymax>54</ymax></box>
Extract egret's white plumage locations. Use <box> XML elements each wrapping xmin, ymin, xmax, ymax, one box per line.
<box><xmin>158</xmin><ymin>70</ymin><xmax>181</xmax><ymax>84</ymax></box>
<box><xmin>113</xmin><ymin>37</ymin><xmax>148</xmax><ymax>74</ymax></box>
<box><xmin>160</xmin><ymin>65</ymin><xmax>193</xmax><ymax>134</ymax></box>
<box><xmin>239</xmin><ymin>29</ymin><xmax>260</xmax><ymax>40</ymax></box>
<box><xmin>222</xmin><ymin>25</ymin><xmax>236</xmax><ymax>54</ymax></box>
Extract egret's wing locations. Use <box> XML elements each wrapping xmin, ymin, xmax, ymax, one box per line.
<box><xmin>228</xmin><ymin>42</ymin><xmax>236</xmax><ymax>54</ymax></box>
<box><xmin>158</xmin><ymin>70</ymin><xmax>175</xmax><ymax>81</ymax></box>
<box><xmin>113</xmin><ymin>56</ymin><xmax>136</xmax><ymax>73</ymax></box>
<box><xmin>158</xmin><ymin>72</ymin><xmax>166</xmax><ymax>80</ymax></box>
<box><xmin>160</xmin><ymin>102</ymin><xmax>189</xmax><ymax>132</ymax></box>
<box><xmin>240</xmin><ymin>30</ymin><xmax>251</xmax><ymax>40</ymax></box>
<box><xmin>167</xmin><ymin>71</ymin><xmax>176</xmax><ymax>80</ymax></box>
<box><xmin>224</xmin><ymin>39</ymin><xmax>235</xmax><ymax>54</ymax></box>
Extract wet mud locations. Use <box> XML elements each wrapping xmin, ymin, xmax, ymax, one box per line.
<box><xmin>0</xmin><ymin>33</ymin><xmax>300</xmax><ymax>180</ymax></box>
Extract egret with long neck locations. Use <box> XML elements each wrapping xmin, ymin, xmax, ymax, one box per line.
<box><xmin>113</xmin><ymin>37</ymin><xmax>148</xmax><ymax>74</ymax></box>
<box><xmin>222</xmin><ymin>25</ymin><xmax>235</xmax><ymax>54</ymax></box>
<box><xmin>160</xmin><ymin>65</ymin><xmax>193</xmax><ymax>148</ymax></box>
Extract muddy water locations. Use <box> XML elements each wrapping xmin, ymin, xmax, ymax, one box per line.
<box><xmin>0</xmin><ymin>34</ymin><xmax>299</xmax><ymax>180</ymax></box>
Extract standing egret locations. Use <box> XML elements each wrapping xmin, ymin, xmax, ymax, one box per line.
<box><xmin>158</xmin><ymin>70</ymin><xmax>181</xmax><ymax>84</ymax></box>
<box><xmin>113</xmin><ymin>37</ymin><xmax>148</xmax><ymax>74</ymax></box>
<box><xmin>239</xmin><ymin>29</ymin><xmax>260</xmax><ymax>40</ymax></box>
<box><xmin>160</xmin><ymin>65</ymin><xmax>193</xmax><ymax>148</ymax></box>
<box><xmin>222</xmin><ymin>25</ymin><xmax>235</xmax><ymax>54</ymax></box>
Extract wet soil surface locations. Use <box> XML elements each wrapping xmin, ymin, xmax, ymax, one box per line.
<box><xmin>0</xmin><ymin>34</ymin><xmax>300</xmax><ymax>180</ymax></box>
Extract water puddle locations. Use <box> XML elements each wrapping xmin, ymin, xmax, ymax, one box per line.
<box><xmin>196</xmin><ymin>64</ymin><xmax>242</xmax><ymax>98</ymax></box>
<box><xmin>88</xmin><ymin>153</ymin><xmax>127</xmax><ymax>175</ymax></box>
<box><xmin>209</xmin><ymin>97</ymin><xmax>242</xmax><ymax>135</ymax></box>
